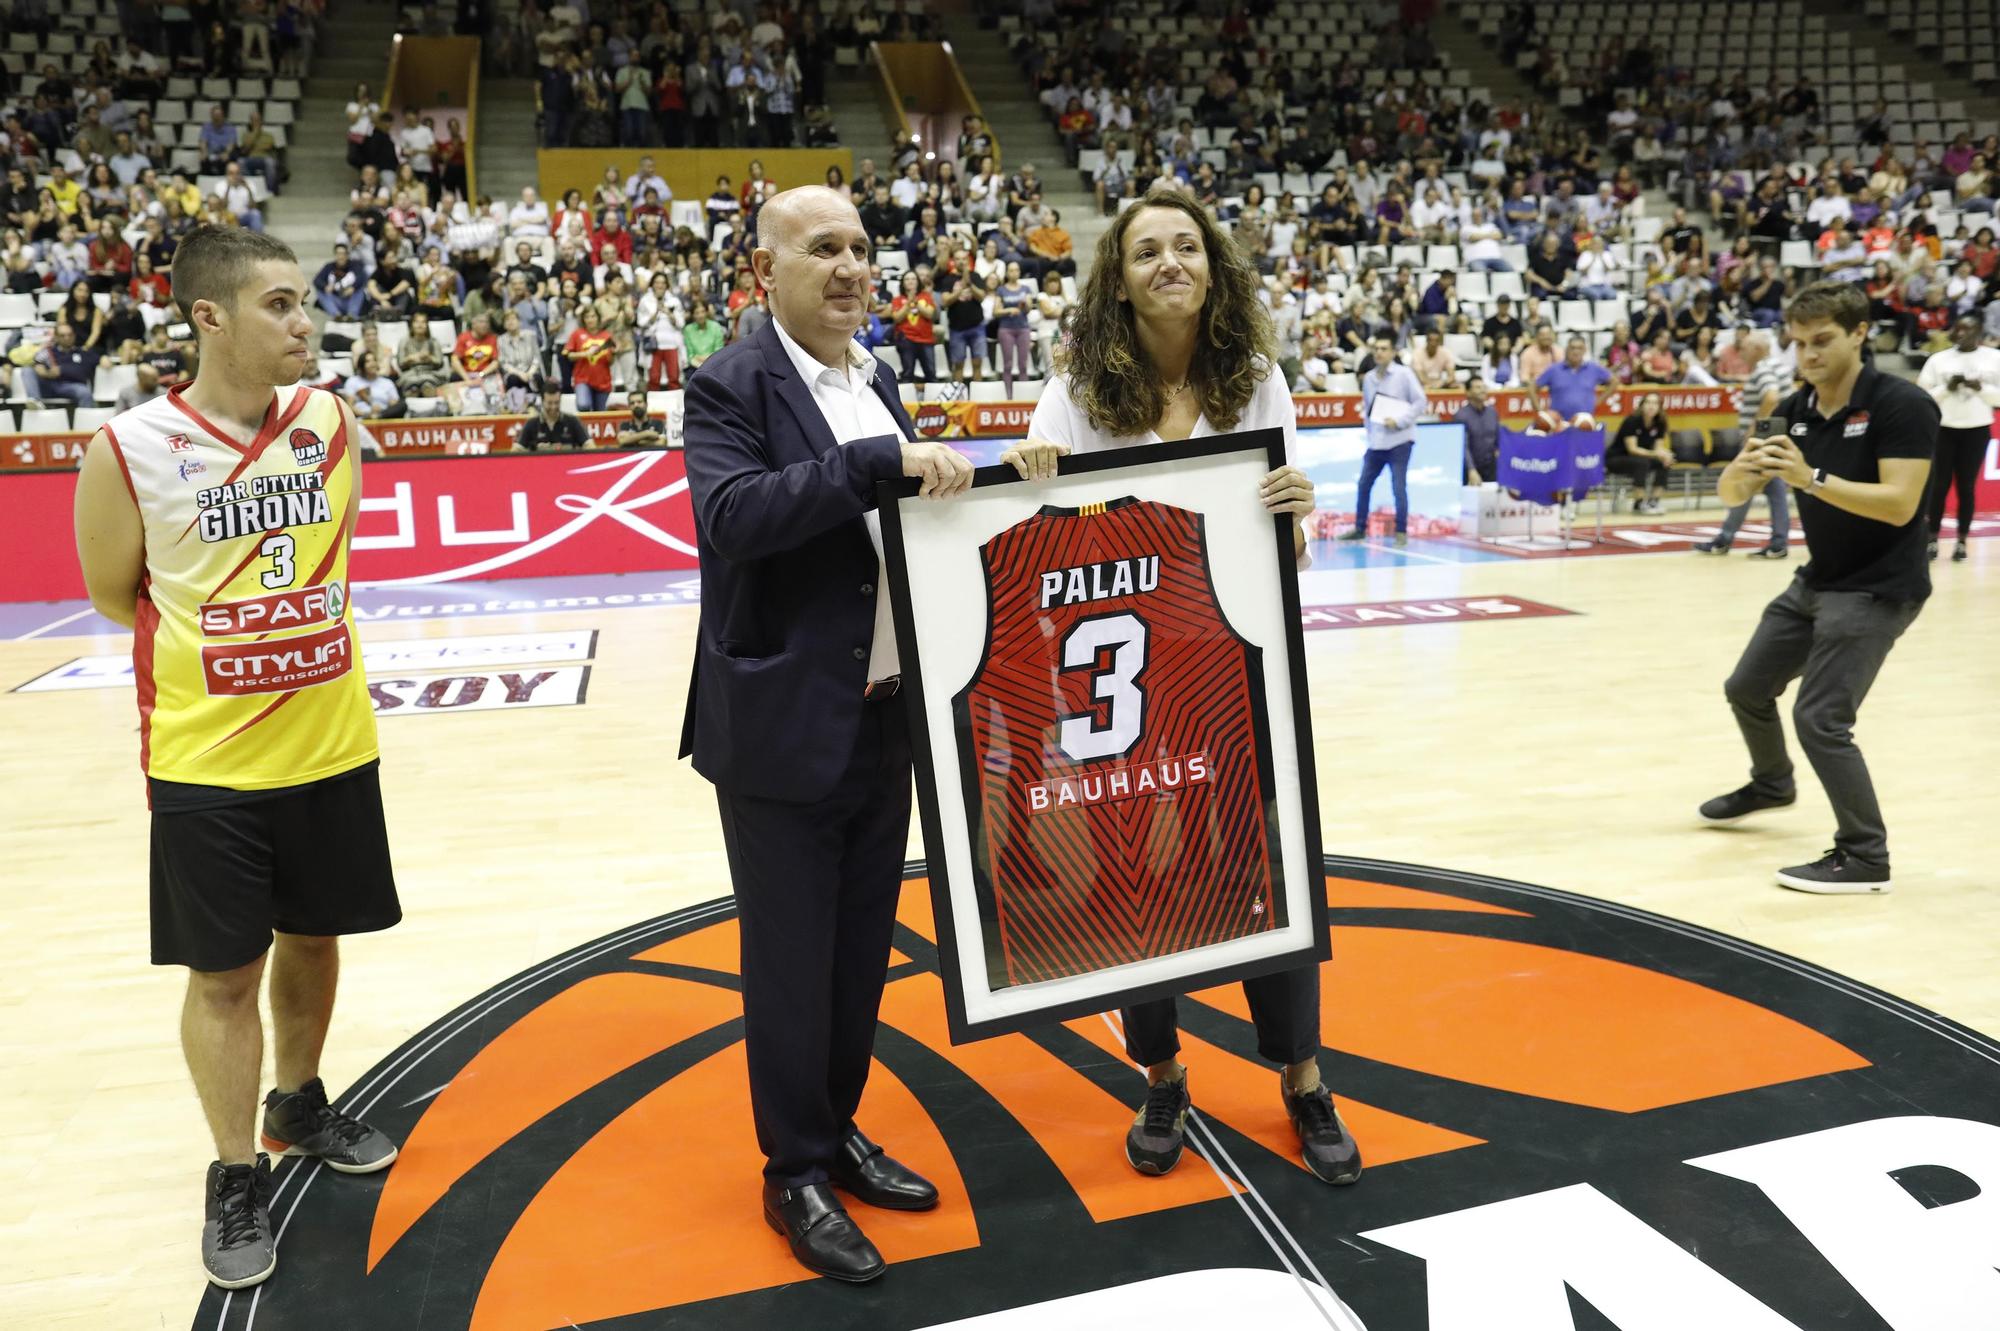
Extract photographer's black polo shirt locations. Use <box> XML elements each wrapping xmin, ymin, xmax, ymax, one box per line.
<box><xmin>1776</xmin><ymin>365</ymin><xmax>1938</xmax><ymax>602</ymax></box>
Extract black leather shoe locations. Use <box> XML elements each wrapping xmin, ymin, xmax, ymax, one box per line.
<box><xmin>828</xmin><ymin>1129</ymin><xmax>939</xmax><ymax>1211</ymax></box>
<box><xmin>761</xmin><ymin>1182</ymin><xmax>886</xmax><ymax>1283</ymax></box>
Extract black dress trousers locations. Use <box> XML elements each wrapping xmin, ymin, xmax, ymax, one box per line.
<box><xmin>714</xmin><ymin>697</ymin><xmax>912</xmax><ymax>1187</ymax></box>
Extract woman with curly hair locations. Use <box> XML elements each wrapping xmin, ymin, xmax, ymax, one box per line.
<box><xmin>1013</xmin><ymin>186</ymin><xmax>1361</xmax><ymax>1189</ymax></box>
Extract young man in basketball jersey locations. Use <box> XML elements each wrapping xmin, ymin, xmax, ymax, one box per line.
<box><xmin>72</xmin><ymin>226</ymin><xmax>401</xmax><ymax>1290</ymax></box>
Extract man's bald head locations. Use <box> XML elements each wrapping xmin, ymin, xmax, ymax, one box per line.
<box><xmin>758</xmin><ymin>186</ymin><xmax>862</xmax><ymax>255</ymax></box>
<box><xmin>752</xmin><ymin>186</ymin><xmax>874</xmax><ymax>366</ymax></box>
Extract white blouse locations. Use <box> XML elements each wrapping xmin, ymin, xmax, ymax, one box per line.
<box><xmin>1027</xmin><ymin>362</ymin><xmax>1298</xmax><ymax>457</ymax></box>
<box><xmin>1025</xmin><ymin>362</ymin><xmax>1309</xmax><ymax>567</ymax></box>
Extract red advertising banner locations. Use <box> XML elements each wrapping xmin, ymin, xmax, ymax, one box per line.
<box><xmin>897</xmin><ymin>385</ymin><xmax>1745</xmax><ymax>438</ymax></box>
<box><xmin>1983</xmin><ymin>422</ymin><xmax>2000</xmax><ymax>512</ymax></box>
<box><xmin>350</xmin><ymin>449</ymin><xmax>699</xmax><ymax>585</ymax></box>
<box><xmin>0</xmin><ymin>449</ymin><xmax>700</xmax><ymax>602</ymax></box>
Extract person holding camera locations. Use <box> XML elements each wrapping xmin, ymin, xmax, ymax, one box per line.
<box><xmin>1700</xmin><ymin>283</ymin><xmax>1938</xmax><ymax>895</ymax></box>
<box><xmin>1915</xmin><ymin>313</ymin><xmax>2000</xmax><ymax>563</ymax></box>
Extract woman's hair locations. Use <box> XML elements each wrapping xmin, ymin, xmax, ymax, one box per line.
<box><xmin>1057</xmin><ymin>186</ymin><xmax>1276</xmax><ymax>436</ymax></box>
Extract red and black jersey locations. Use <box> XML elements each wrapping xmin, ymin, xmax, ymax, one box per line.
<box><xmin>952</xmin><ymin>497</ymin><xmax>1284</xmax><ymax>991</ymax></box>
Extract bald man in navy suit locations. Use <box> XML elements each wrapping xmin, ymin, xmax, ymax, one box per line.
<box><xmin>679</xmin><ymin>186</ymin><xmax>974</xmax><ymax>1284</ymax></box>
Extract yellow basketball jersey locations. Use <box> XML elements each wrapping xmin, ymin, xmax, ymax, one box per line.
<box><xmin>104</xmin><ymin>382</ymin><xmax>378</xmax><ymax>789</ymax></box>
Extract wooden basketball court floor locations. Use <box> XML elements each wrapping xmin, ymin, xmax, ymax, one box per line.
<box><xmin>3</xmin><ymin>516</ymin><xmax>1997</xmax><ymax>1326</ymax></box>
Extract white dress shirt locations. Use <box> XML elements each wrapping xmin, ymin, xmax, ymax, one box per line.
<box><xmin>772</xmin><ymin>318</ymin><xmax>909</xmax><ymax>681</ymax></box>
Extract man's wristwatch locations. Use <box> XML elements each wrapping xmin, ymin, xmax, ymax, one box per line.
<box><xmin>1805</xmin><ymin>466</ymin><xmax>1827</xmax><ymax>495</ymax></box>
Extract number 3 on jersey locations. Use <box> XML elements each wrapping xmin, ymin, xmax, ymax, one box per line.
<box><xmin>260</xmin><ymin>533</ymin><xmax>297</xmax><ymax>589</ymax></box>
<box><xmin>1058</xmin><ymin>611</ymin><xmax>1146</xmax><ymax>762</ymax></box>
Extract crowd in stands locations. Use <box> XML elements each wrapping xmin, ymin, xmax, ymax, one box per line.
<box><xmin>1001</xmin><ymin>0</ymin><xmax>1999</xmax><ymax>402</ymax></box>
<box><xmin>316</xmin><ymin>95</ymin><xmax>1094</xmax><ymax>422</ymax></box>
<box><xmin>512</xmin><ymin>0</ymin><xmax>931</xmax><ymax>149</ymax></box>
<box><xmin>7</xmin><ymin>0</ymin><xmax>2000</xmax><ymax>438</ymax></box>
<box><xmin>1</xmin><ymin>2</ymin><xmax>315</xmax><ymax>417</ymax></box>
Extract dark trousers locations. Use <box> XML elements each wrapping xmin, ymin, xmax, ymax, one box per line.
<box><xmin>1123</xmin><ymin>965</ymin><xmax>1321</xmax><ymax>1069</ymax></box>
<box><xmin>1724</xmin><ymin>575</ymin><xmax>1923</xmax><ymax>869</ymax></box>
<box><xmin>1928</xmin><ymin>424</ymin><xmax>1987</xmax><ymax>538</ymax></box>
<box><xmin>898</xmin><ymin>339</ymin><xmax>937</xmax><ymax>389</ymax></box>
<box><xmin>715</xmin><ymin>699</ymin><xmax>912</xmax><ymax>1187</ymax></box>
<box><xmin>1355</xmin><ymin>441</ymin><xmax>1414</xmax><ymax>533</ymax></box>
<box><xmin>1716</xmin><ymin>477</ymin><xmax>1791</xmax><ymax>550</ymax></box>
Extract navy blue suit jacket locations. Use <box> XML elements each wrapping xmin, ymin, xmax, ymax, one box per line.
<box><xmin>678</xmin><ymin>320</ymin><xmax>916</xmax><ymax>804</ymax></box>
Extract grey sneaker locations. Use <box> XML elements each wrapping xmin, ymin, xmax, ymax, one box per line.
<box><xmin>202</xmin><ymin>1156</ymin><xmax>276</xmax><ymax>1289</ymax></box>
<box><xmin>1280</xmin><ymin>1076</ymin><xmax>1364</xmax><ymax>1185</ymax></box>
<box><xmin>1776</xmin><ymin>848</ymin><xmax>1892</xmax><ymax>895</ymax></box>
<box><xmin>1124</xmin><ymin>1073</ymin><xmax>1191</xmax><ymax>1176</ymax></box>
<box><xmin>1699</xmin><ymin>783</ymin><xmax>1797</xmax><ymax>824</ymax></box>
<box><xmin>262</xmin><ymin>1078</ymin><xmax>399</xmax><ymax>1174</ymax></box>
<box><xmin>1336</xmin><ymin>528</ymin><xmax>1367</xmax><ymax>542</ymax></box>
<box><xmin>1393</xmin><ymin>532</ymin><xmax>1410</xmax><ymax>547</ymax></box>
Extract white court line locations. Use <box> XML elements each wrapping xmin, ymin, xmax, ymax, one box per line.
<box><xmin>1098</xmin><ymin>1013</ymin><xmax>1366</xmax><ymax>1331</ymax></box>
<box><xmin>1347</xmin><ymin>541</ymin><xmax>1466</xmax><ymax>567</ymax></box>
<box><xmin>14</xmin><ymin>607</ymin><xmax>97</xmax><ymax>640</ymax></box>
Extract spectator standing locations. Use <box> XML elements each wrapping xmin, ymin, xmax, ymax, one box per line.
<box><xmin>1535</xmin><ymin>335</ymin><xmax>1612</xmax><ymax>430</ymax></box>
<box><xmin>1458</xmin><ymin>377</ymin><xmax>1501</xmax><ymax>482</ymax></box>
<box><xmin>1916</xmin><ymin>314</ymin><xmax>2000</xmax><ymax>562</ymax></box>
<box><xmin>992</xmin><ymin>262</ymin><xmax>1034</xmax><ymax>397</ymax></box>
<box><xmin>887</xmin><ymin>270</ymin><xmax>938</xmax><ymax>398</ymax></box>
<box><xmin>1698</xmin><ymin>331</ymin><xmax>1793</xmax><ymax>557</ymax></box>
<box><xmin>1341</xmin><ymin>336</ymin><xmax>1427</xmax><ymax>546</ymax></box>
<box><xmin>563</xmin><ymin>304</ymin><xmax>617</xmax><ymax>410</ymax></box>
<box><xmin>937</xmin><ymin>254</ymin><xmax>989</xmax><ymax>385</ymax></box>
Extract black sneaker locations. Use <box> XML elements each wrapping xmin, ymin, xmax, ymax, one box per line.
<box><xmin>1124</xmin><ymin>1074</ymin><xmax>1191</xmax><ymax>1176</ymax></box>
<box><xmin>262</xmin><ymin>1078</ymin><xmax>399</xmax><ymax>1174</ymax></box>
<box><xmin>1954</xmin><ymin>541</ymin><xmax>1969</xmax><ymax>562</ymax></box>
<box><xmin>1691</xmin><ymin>539</ymin><xmax>1730</xmax><ymax>554</ymax></box>
<box><xmin>1928</xmin><ymin>539</ymin><xmax>1940</xmax><ymax>561</ymax></box>
<box><xmin>203</xmin><ymin>1156</ymin><xmax>276</xmax><ymax>1290</ymax></box>
<box><xmin>1746</xmin><ymin>546</ymin><xmax>1789</xmax><ymax>559</ymax></box>
<box><xmin>1776</xmin><ymin>848</ymin><xmax>1892</xmax><ymax>895</ymax></box>
<box><xmin>1280</xmin><ymin>1077</ymin><xmax>1363</xmax><ymax>1185</ymax></box>
<box><xmin>1699</xmin><ymin>783</ymin><xmax>1797</xmax><ymax>823</ymax></box>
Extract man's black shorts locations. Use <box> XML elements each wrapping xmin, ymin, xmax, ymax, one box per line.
<box><xmin>150</xmin><ymin>760</ymin><xmax>401</xmax><ymax>972</ymax></box>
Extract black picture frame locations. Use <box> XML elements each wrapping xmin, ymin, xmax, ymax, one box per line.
<box><xmin>877</xmin><ymin>430</ymin><xmax>1328</xmax><ymax>1044</ymax></box>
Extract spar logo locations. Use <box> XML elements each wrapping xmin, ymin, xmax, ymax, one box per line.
<box><xmin>290</xmin><ymin>426</ymin><xmax>328</xmax><ymax>467</ymax></box>
<box><xmin>197</xmin><ymin>861</ymin><xmax>2000</xmax><ymax>1331</ymax></box>
<box><xmin>914</xmin><ymin>403</ymin><xmax>951</xmax><ymax>438</ymax></box>
<box><xmin>198</xmin><ymin>580</ymin><xmax>346</xmax><ymax>636</ymax></box>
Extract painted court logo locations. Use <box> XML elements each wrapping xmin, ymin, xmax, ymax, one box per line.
<box><xmin>194</xmin><ymin>859</ymin><xmax>2000</xmax><ymax>1330</ymax></box>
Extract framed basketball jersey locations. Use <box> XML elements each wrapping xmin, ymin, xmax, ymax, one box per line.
<box><xmin>882</xmin><ymin>431</ymin><xmax>1328</xmax><ymax>1044</ymax></box>
<box><xmin>952</xmin><ymin>497</ymin><xmax>1286</xmax><ymax>991</ymax></box>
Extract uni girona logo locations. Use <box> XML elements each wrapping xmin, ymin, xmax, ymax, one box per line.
<box><xmin>197</xmin><ymin>859</ymin><xmax>2000</xmax><ymax>1330</ymax></box>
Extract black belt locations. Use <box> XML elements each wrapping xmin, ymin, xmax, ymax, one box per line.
<box><xmin>863</xmin><ymin>676</ymin><xmax>901</xmax><ymax>702</ymax></box>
